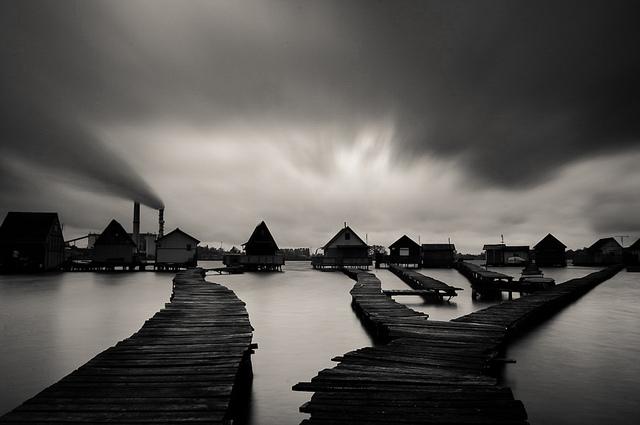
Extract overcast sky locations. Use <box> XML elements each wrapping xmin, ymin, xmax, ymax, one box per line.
<box><xmin>1</xmin><ymin>0</ymin><xmax>639</xmax><ymax>253</ymax></box>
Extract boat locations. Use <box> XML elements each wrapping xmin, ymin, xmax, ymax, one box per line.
<box><xmin>519</xmin><ymin>262</ymin><xmax>555</xmax><ymax>289</ymax></box>
<box><xmin>506</xmin><ymin>255</ymin><xmax>527</xmax><ymax>265</ymax></box>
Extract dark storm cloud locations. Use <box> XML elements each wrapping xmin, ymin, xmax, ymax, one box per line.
<box><xmin>2</xmin><ymin>0</ymin><xmax>640</xmax><ymax>243</ymax></box>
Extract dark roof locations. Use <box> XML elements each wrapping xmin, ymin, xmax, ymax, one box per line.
<box><xmin>95</xmin><ymin>220</ymin><xmax>136</xmax><ymax>246</ymax></box>
<box><xmin>534</xmin><ymin>233</ymin><xmax>566</xmax><ymax>250</ymax></box>
<box><xmin>483</xmin><ymin>244</ymin><xmax>505</xmax><ymax>250</ymax></box>
<box><xmin>588</xmin><ymin>237</ymin><xmax>622</xmax><ymax>251</ymax></box>
<box><xmin>0</xmin><ymin>212</ymin><xmax>61</xmax><ymax>244</ymax></box>
<box><xmin>421</xmin><ymin>243</ymin><xmax>456</xmax><ymax>251</ymax></box>
<box><xmin>323</xmin><ymin>226</ymin><xmax>367</xmax><ymax>249</ymax></box>
<box><xmin>629</xmin><ymin>238</ymin><xmax>640</xmax><ymax>250</ymax></box>
<box><xmin>389</xmin><ymin>235</ymin><xmax>420</xmax><ymax>250</ymax></box>
<box><xmin>157</xmin><ymin>228</ymin><xmax>200</xmax><ymax>244</ymax></box>
<box><xmin>504</xmin><ymin>245</ymin><xmax>530</xmax><ymax>251</ymax></box>
<box><xmin>243</xmin><ymin>221</ymin><xmax>278</xmax><ymax>249</ymax></box>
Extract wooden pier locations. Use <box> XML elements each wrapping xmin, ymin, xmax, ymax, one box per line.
<box><xmin>0</xmin><ymin>269</ymin><xmax>255</xmax><ymax>424</ymax></box>
<box><xmin>388</xmin><ymin>265</ymin><xmax>462</xmax><ymax>302</ymax></box>
<box><xmin>294</xmin><ymin>265</ymin><xmax>622</xmax><ymax>425</ymax></box>
<box><xmin>454</xmin><ymin>261</ymin><xmax>545</xmax><ymax>299</ymax></box>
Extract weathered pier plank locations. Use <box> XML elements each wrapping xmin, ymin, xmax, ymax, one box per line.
<box><xmin>0</xmin><ymin>269</ymin><xmax>254</xmax><ymax>424</ymax></box>
<box><xmin>388</xmin><ymin>265</ymin><xmax>461</xmax><ymax>301</ymax></box>
<box><xmin>295</xmin><ymin>265</ymin><xmax>622</xmax><ymax>425</ymax></box>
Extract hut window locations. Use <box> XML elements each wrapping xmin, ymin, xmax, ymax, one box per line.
<box><xmin>345</xmin><ymin>232</ymin><xmax>351</xmax><ymax>240</ymax></box>
<box><xmin>186</xmin><ymin>244</ymin><xmax>192</xmax><ymax>251</ymax></box>
<box><xmin>399</xmin><ymin>248</ymin><xmax>410</xmax><ymax>256</ymax></box>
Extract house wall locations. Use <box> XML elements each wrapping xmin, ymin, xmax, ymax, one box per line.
<box><xmin>389</xmin><ymin>245</ymin><xmax>421</xmax><ymax>263</ymax></box>
<box><xmin>422</xmin><ymin>251</ymin><xmax>455</xmax><ymax>267</ymax></box>
<box><xmin>156</xmin><ymin>233</ymin><xmax>197</xmax><ymax>264</ymax></box>
<box><xmin>535</xmin><ymin>249</ymin><xmax>566</xmax><ymax>267</ymax></box>
<box><xmin>593</xmin><ymin>241</ymin><xmax>623</xmax><ymax>264</ymax></box>
<box><xmin>325</xmin><ymin>246</ymin><xmax>368</xmax><ymax>259</ymax></box>
<box><xmin>94</xmin><ymin>245</ymin><xmax>134</xmax><ymax>263</ymax></box>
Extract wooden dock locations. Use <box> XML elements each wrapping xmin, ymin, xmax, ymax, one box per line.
<box><xmin>388</xmin><ymin>265</ymin><xmax>462</xmax><ymax>301</ymax></box>
<box><xmin>0</xmin><ymin>269</ymin><xmax>255</xmax><ymax>424</ymax></box>
<box><xmin>294</xmin><ymin>265</ymin><xmax>622</xmax><ymax>425</ymax></box>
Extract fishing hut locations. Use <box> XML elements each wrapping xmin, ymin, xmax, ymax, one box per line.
<box><xmin>93</xmin><ymin>219</ymin><xmax>137</xmax><ymax>269</ymax></box>
<box><xmin>376</xmin><ymin>235</ymin><xmax>421</xmax><ymax>268</ymax></box>
<box><xmin>533</xmin><ymin>233</ymin><xmax>567</xmax><ymax>266</ymax></box>
<box><xmin>312</xmin><ymin>224</ymin><xmax>371</xmax><ymax>269</ymax></box>
<box><xmin>584</xmin><ymin>237</ymin><xmax>623</xmax><ymax>265</ymax></box>
<box><xmin>155</xmin><ymin>228</ymin><xmax>199</xmax><ymax>271</ymax></box>
<box><xmin>483</xmin><ymin>243</ymin><xmax>530</xmax><ymax>266</ymax></box>
<box><xmin>0</xmin><ymin>212</ymin><xmax>65</xmax><ymax>272</ymax></box>
<box><xmin>421</xmin><ymin>243</ymin><xmax>456</xmax><ymax>268</ymax></box>
<box><xmin>223</xmin><ymin>221</ymin><xmax>284</xmax><ymax>271</ymax></box>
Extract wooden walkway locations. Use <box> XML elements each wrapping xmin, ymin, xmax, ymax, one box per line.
<box><xmin>0</xmin><ymin>269</ymin><xmax>254</xmax><ymax>424</ymax></box>
<box><xmin>294</xmin><ymin>265</ymin><xmax>622</xmax><ymax>425</ymax></box>
<box><xmin>388</xmin><ymin>265</ymin><xmax>462</xmax><ymax>301</ymax></box>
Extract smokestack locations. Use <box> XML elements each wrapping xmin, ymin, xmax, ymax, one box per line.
<box><xmin>158</xmin><ymin>208</ymin><xmax>165</xmax><ymax>238</ymax></box>
<box><xmin>133</xmin><ymin>201</ymin><xmax>140</xmax><ymax>249</ymax></box>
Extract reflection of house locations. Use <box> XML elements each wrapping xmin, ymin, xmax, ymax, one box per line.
<box><xmin>533</xmin><ymin>234</ymin><xmax>567</xmax><ymax>267</ymax></box>
<box><xmin>93</xmin><ymin>220</ymin><xmax>136</xmax><ymax>265</ymax></box>
<box><xmin>0</xmin><ymin>212</ymin><xmax>65</xmax><ymax>272</ymax></box>
<box><xmin>223</xmin><ymin>221</ymin><xmax>284</xmax><ymax>271</ymax></box>
<box><xmin>387</xmin><ymin>235</ymin><xmax>421</xmax><ymax>268</ymax></box>
<box><xmin>483</xmin><ymin>244</ymin><xmax>530</xmax><ymax>266</ymax></box>
<box><xmin>155</xmin><ymin>228</ymin><xmax>199</xmax><ymax>269</ymax></box>
<box><xmin>422</xmin><ymin>243</ymin><xmax>456</xmax><ymax>268</ymax></box>
<box><xmin>312</xmin><ymin>225</ymin><xmax>371</xmax><ymax>269</ymax></box>
<box><xmin>587</xmin><ymin>237</ymin><xmax>623</xmax><ymax>265</ymax></box>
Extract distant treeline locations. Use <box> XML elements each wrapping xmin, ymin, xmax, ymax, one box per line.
<box><xmin>197</xmin><ymin>245</ymin><xmax>311</xmax><ymax>260</ymax></box>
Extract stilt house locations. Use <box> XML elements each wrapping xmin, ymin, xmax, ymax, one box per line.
<box><xmin>533</xmin><ymin>234</ymin><xmax>567</xmax><ymax>267</ymax></box>
<box><xmin>223</xmin><ymin>221</ymin><xmax>284</xmax><ymax>271</ymax></box>
<box><xmin>387</xmin><ymin>235</ymin><xmax>421</xmax><ymax>268</ymax></box>
<box><xmin>422</xmin><ymin>243</ymin><xmax>456</xmax><ymax>268</ymax></box>
<box><xmin>155</xmin><ymin>228</ymin><xmax>199</xmax><ymax>270</ymax></box>
<box><xmin>312</xmin><ymin>225</ymin><xmax>371</xmax><ymax>269</ymax></box>
<box><xmin>93</xmin><ymin>219</ymin><xmax>136</xmax><ymax>265</ymax></box>
<box><xmin>0</xmin><ymin>212</ymin><xmax>65</xmax><ymax>272</ymax></box>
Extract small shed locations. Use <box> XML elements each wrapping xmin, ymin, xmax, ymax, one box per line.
<box><xmin>388</xmin><ymin>235</ymin><xmax>421</xmax><ymax>267</ymax></box>
<box><xmin>93</xmin><ymin>219</ymin><xmax>136</xmax><ymax>265</ymax></box>
<box><xmin>422</xmin><ymin>243</ymin><xmax>456</xmax><ymax>268</ymax></box>
<box><xmin>483</xmin><ymin>244</ymin><xmax>530</xmax><ymax>266</ymax></box>
<box><xmin>533</xmin><ymin>234</ymin><xmax>567</xmax><ymax>267</ymax></box>
<box><xmin>312</xmin><ymin>225</ymin><xmax>371</xmax><ymax>269</ymax></box>
<box><xmin>0</xmin><ymin>212</ymin><xmax>65</xmax><ymax>272</ymax></box>
<box><xmin>156</xmin><ymin>228</ymin><xmax>199</xmax><ymax>268</ymax></box>
<box><xmin>588</xmin><ymin>237</ymin><xmax>623</xmax><ymax>265</ymax></box>
<box><xmin>243</xmin><ymin>221</ymin><xmax>279</xmax><ymax>255</ymax></box>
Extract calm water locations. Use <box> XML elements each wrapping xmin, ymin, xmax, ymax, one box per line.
<box><xmin>1</xmin><ymin>263</ymin><xmax>638</xmax><ymax>424</ymax></box>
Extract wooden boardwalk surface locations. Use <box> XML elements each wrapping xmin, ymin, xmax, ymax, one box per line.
<box><xmin>0</xmin><ymin>268</ymin><xmax>254</xmax><ymax>424</ymax></box>
<box><xmin>295</xmin><ymin>265</ymin><xmax>622</xmax><ymax>425</ymax></box>
<box><xmin>389</xmin><ymin>265</ymin><xmax>461</xmax><ymax>300</ymax></box>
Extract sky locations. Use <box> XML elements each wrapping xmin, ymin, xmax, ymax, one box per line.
<box><xmin>1</xmin><ymin>0</ymin><xmax>639</xmax><ymax>253</ymax></box>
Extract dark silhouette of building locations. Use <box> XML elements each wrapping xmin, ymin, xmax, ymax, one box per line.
<box><xmin>388</xmin><ymin>235</ymin><xmax>421</xmax><ymax>268</ymax></box>
<box><xmin>93</xmin><ymin>219</ymin><xmax>136</xmax><ymax>265</ymax></box>
<box><xmin>156</xmin><ymin>228</ymin><xmax>199</xmax><ymax>269</ymax></box>
<box><xmin>533</xmin><ymin>234</ymin><xmax>567</xmax><ymax>267</ymax></box>
<box><xmin>421</xmin><ymin>243</ymin><xmax>456</xmax><ymax>268</ymax></box>
<box><xmin>483</xmin><ymin>244</ymin><xmax>530</xmax><ymax>266</ymax></box>
<box><xmin>625</xmin><ymin>238</ymin><xmax>640</xmax><ymax>268</ymax></box>
<box><xmin>223</xmin><ymin>221</ymin><xmax>284</xmax><ymax>271</ymax></box>
<box><xmin>0</xmin><ymin>212</ymin><xmax>64</xmax><ymax>272</ymax></box>
<box><xmin>312</xmin><ymin>225</ymin><xmax>370</xmax><ymax>269</ymax></box>
<box><xmin>243</xmin><ymin>221</ymin><xmax>279</xmax><ymax>255</ymax></box>
<box><xmin>586</xmin><ymin>237</ymin><xmax>623</xmax><ymax>265</ymax></box>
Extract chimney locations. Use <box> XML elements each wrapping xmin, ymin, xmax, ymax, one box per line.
<box><xmin>158</xmin><ymin>208</ymin><xmax>165</xmax><ymax>238</ymax></box>
<box><xmin>133</xmin><ymin>201</ymin><xmax>140</xmax><ymax>249</ymax></box>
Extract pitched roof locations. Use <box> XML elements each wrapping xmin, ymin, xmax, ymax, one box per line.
<box><xmin>629</xmin><ymin>238</ymin><xmax>640</xmax><ymax>250</ymax></box>
<box><xmin>243</xmin><ymin>221</ymin><xmax>278</xmax><ymax>250</ymax></box>
<box><xmin>588</xmin><ymin>237</ymin><xmax>622</xmax><ymax>251</ymax></box>
<box><xmin>421</xmin><ymin>243</ymin><xmax>456</xmax><ymax>251</ymax></box>
<box><xmin>389</xmin><ymin>235</ymin><xmax>420</xmax><ymax>249</ymax></box>
<box><xmin>157</xmin><ymin>228</ymin><xmax>200</xmax><ymax>244</ymax></box>
<box><xmin>534</xmin><ymin>233</ymin><xmax>566</xmax><ymax>250</ymax></box>
<box><xmin>95</xmin><ymin>220</ymin><xmax>136</xmax><ymax>246</ymax></box>
<box><xmin>0</xmin><ymin>212</ymin><xmax>61</xmax><ymax>244</ymax></box>
<box><xmin>323</xmin><ymin>226</ymin><xmax>367</xmax><ymax>249</ymax></box>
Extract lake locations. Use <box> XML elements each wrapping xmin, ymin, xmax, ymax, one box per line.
<box><xmin>1</xmin><ymin>262</ymin><xmax>638</xmax><ymax>424</ymax></box>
